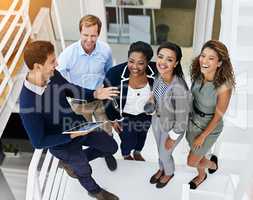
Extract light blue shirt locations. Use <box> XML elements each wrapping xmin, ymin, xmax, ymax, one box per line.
<box><xmin>57</xmin><ymin>40</ymin><xmax>112</xmax><ymax>90</ymax></box>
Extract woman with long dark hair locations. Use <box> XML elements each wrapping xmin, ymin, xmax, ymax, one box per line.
<box><xmin>148</xmin><ymin>42</ymin><xmax>191</xmax><ymax>188</ymax></box>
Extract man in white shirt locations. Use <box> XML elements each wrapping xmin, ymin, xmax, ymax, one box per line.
<box><xmin>57</xmin><ymin>15</ymin><xmax>117</xmax><ymax>171</ymax></box>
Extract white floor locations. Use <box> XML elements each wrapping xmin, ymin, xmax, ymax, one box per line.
<box><xmin>63</xmin><ymin>158</ymin><xmax>237</xmax><ymax>200</ymax></box>
<box><xmin>0</xmin><ymin>153</ymin><xmax>31</xmax><ymax>200</ymax></box>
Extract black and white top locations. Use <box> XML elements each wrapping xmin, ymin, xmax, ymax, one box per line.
<box><xmin>153</xmin><ymin>76</ymin><xmax>174</xmax><ymax>104</ymax></box>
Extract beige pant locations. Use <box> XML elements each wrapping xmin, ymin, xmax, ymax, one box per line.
<box><xmin>71</xmin><ymin>100</ymin><xmax>112</xmax><ymax>135</ymax></box>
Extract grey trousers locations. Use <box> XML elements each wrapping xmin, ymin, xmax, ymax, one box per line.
<box><xmin>152</xmin><ymin>116</ymin><xmax>184</xmax><ymax>176</ymax></box>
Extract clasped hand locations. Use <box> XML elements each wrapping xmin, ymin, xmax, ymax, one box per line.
<box><xmin>165</xmin><ymin>137</ymin><xmax>176</xmax><ymax>150</ymax></box>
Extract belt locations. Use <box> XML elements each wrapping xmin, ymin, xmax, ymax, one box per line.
<box><xmin>122</xmin><ymin>112</ymin><xmax>147</xmax><ymax>118</ymax></box>
<box><xmin>193</xmin><ymin>103</ymin><xmax>214</xmax><ymax>117</ymax></box>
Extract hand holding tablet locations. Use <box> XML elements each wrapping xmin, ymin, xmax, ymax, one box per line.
<box><xmin>63</xmin><ymin>121</ymin><xmax>105</xmax><ymax>136</ymax></box>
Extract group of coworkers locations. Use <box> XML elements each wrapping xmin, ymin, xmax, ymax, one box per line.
<box><xmin>19</xmin><ymin>14</ymin><xmax>236</xmax><ymax>200</ymax></box>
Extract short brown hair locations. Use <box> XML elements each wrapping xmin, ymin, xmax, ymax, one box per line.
<box><xmin>79</xmin><ymin>14</ymin><xmax>102</xmax><ymax>34</ymax></box>
<box><xmin>24</xmin><ymin>41</ymin><xmax>54</xmax><ymax>70</ymax></box>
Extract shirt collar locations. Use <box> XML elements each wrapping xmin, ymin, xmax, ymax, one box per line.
<box><xmin>24</xmin><ymin>78</ymin><xmax>47</xmax><ymax>96</ymax></box>
<box><xmin>78</xmin><ymin>40</ymin><xmax>99</xmax><ymax>56</ymax></box>
<box><xmin>121</xmin><ymin>63</ymin><xmax>155</xmax><ymax>79</ymax></box>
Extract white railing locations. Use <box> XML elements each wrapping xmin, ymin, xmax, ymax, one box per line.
<box><xmin>31</xmin><ymin>8</ymin><xmax>59</xmax><ymax>56</ymax></box>
<box><xmin>0</xmin><ymin>0</ymin><xmax>31</xmax><ymax>112</ymax></box>
<box><xmin>26</xmin><ymin>149</ymin><xmax>69</xmax><ymax>200</ymax></box>
<box><xmin>51</xmin><ymin>0</ymin><xmax>65</xmax><ymax>51</ymax></box>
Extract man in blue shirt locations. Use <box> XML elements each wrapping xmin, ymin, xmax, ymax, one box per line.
<box><xmin>57</xmin><ymin>15</ymin><xmax>117</xmax><ymax>171</ymax></box>
<box><xmin>20</xmin><ymin>41</ymin><xmax>119</xmax><ymax>200</ymax></box>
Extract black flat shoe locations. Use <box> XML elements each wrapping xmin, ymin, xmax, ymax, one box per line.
<box><xmin>149</xmin><ymin>170</ymin><xmax>164</xmax><ymax>184</ymax></box>
<box><xmin>156</xmin><ymin>174</ymin><xmax>174</xmax><ymax>188</ymax></box>
<box><xmin>189</xmin><ymin>173</ymin><xmax>207</xmax><ymax>189</ymax></box>
<box><xmin>208</xmin><ymin>155</ymin><xmax>218</xmax><ymax>174</ymax></box>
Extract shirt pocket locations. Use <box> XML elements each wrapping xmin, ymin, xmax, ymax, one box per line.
<box><xmin>91</xmin><ymin>55</ymin><xmax>107</xmax><ymax>73</ymax></box>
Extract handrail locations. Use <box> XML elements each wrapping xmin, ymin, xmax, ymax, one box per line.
<box><xmin>0</xmin><ymin>0</ymin><xmax>20</xmax><ymax>31</ymax></box>
<box><xmin>26</xmin><ymin>149</ymin><xmax>43</xmax><ymax>200</ymax></box>
<box><xmin>0</xmin><ymin>0</ymin><xmax>31</xmax><ymax>113</ymax></box>
<box><xmin>51</xmin><ymin>0</ymin><xmax>65</xmax><ymax>51</ymax></box>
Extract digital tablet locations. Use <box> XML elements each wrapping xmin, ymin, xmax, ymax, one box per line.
<box><xmin>62</xmin><ymin>121</ymin><xmax>105</xmax><ymax>134</ymax></box>
<box><xmin>66</xmin><ymin>97</ymin><xmax>87</xmax><ymax>105</ymax></box>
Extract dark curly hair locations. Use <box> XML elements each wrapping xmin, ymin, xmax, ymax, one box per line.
<box><xmin>128</xmin><ymin>41</ymin><xmax>153</xmax><ymax>62</ymax></box>
<box><xmin>191</xmin><ymin>40</ymin><xmax>236</xmax><ymax>89</ymax></box>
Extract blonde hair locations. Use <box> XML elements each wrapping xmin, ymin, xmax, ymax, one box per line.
<box><xmin>79</xmin><ymin>14</ymin><xmax>102</xmax><ymax>34</ymax></box>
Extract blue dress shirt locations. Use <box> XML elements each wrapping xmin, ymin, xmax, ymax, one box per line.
<box><xmin>57</xmin><ymin>40</ymin><xmax>113</xmax><ymax>90</ymax></box>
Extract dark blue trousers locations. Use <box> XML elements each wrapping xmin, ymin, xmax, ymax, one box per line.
<box><xmin>119</xmin><ymin>113</ymin><xmax>151</xmax><ymax>156</ymax></box>
<box><xmin>50</xmin><ymin>130</ymin><xmax>118</xmax><ymax>194</ymax></box>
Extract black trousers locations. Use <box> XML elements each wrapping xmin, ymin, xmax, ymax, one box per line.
<box><xmin>50</xmin><ymin>130</ymin><xmax>118</xmax><ymax>194</ymax></box>
<box><xmin>119</xmin><ymin>113</ymin><xmax>151</xmax><ymax>156</ymax></box>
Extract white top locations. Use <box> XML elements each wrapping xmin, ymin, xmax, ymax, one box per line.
<box><xmin>123</xmin><ymin>83</ymin><xmax>151</xmax><ymax>115</ymax></box>
<box><xmin>24</xmin><ymin>79</ymin><xmax>46</xmax><ymax>95</ymax></box>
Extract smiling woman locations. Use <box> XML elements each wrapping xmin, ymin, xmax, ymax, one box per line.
<box><xmin>103</xmin><ymin>41</ymin><xmax>157</xmax><ymax>161</ymax></box>
<box><xmin>149</xmin><ymin>41</ymin><xmax>191</xmax><ymax>188</ymax></box>
<box><xmin>186</xmin><ymin>40</ymin><xmax>236</xmax><ymax>190</ymax></box>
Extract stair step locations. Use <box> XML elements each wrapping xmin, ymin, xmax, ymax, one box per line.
<box><xmin>0</xmin><ymin>169</ymin><xmax>16</xmax><ymax>200</ymax></box>
<box><xmin>240</xmin><ymin>0</ymin><xmax>253</xmax><ymax>7</ymax></box>
<box><xmin>238</xmin><ymin>16</ymin><xmax>253</xmax><ymax>26</ymax></box>
<box><xmin>231</xmin><ymin>46</ymin><xmax>253</xmax><ymax>61</ymax></box>
<box><xmin>61</xmin><ymin>159</ymin><xmax>238</xmax><ymax>200</ymax></box>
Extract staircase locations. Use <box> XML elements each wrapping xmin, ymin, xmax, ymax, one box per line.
<box><xmin>217</xmin><ymin>0</ymin><xmax>253</xmax><ymax>199</ymax></box>
<box><xmin>0</xmin><ymin>0</ymin><xmax>31</xmax><ymax>199</ymax></box>
<box><xmin>0</xmin><ymin>0</ymin><xmax>31</xmax><ymax>136</ymax></box>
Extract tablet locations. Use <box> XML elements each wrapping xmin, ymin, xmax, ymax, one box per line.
<box><xmin>62</xmin><ymin>121</ymin><xmax>105</xmax><ymax>134</ymax></box>
<box><xmin>66</xmin><ymin>97</ymin><xmax>87</xmax><ymax>105</ymax></box>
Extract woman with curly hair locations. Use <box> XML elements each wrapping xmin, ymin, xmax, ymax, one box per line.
<box><xmin>186</xmin><ymin>40</ymin><xmax>236</xmax><ymax>189</ymax></box>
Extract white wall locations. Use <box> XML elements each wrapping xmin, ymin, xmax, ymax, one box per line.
<box><xmin>51</xmin><ymin>0</ymin><xmax>107</xmax><ymax>42</ymax></box>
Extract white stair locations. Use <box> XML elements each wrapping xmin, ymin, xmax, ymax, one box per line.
<box><xmin>62</xmin><ymin>158</ymin><xmax>237</xmax><ymax>200</ymax></box>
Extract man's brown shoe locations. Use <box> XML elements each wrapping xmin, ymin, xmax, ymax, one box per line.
<box><xmin>89</xmin><ymin>189</ymin><xmax>119</xmax><ymax>200</ymax></box>
<box><xmin>58</xmin><ymin>160</ymin><xmax>78</xmax><ymax>178</ymax></box>
<box><xmin>133</xmin><ymin>152</ymin><xmax>145</xmax><ymax>161</ymax></box>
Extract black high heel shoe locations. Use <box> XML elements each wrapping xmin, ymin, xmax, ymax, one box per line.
<box><xmin>189</xmin><ymin>173</ymin><xmax>207</xmax><ymax>189</ymax></box>
<box><xmin>208</xmin><ymin>154</ymin><xmax>218</xmax><ymax>174</ymax></box>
